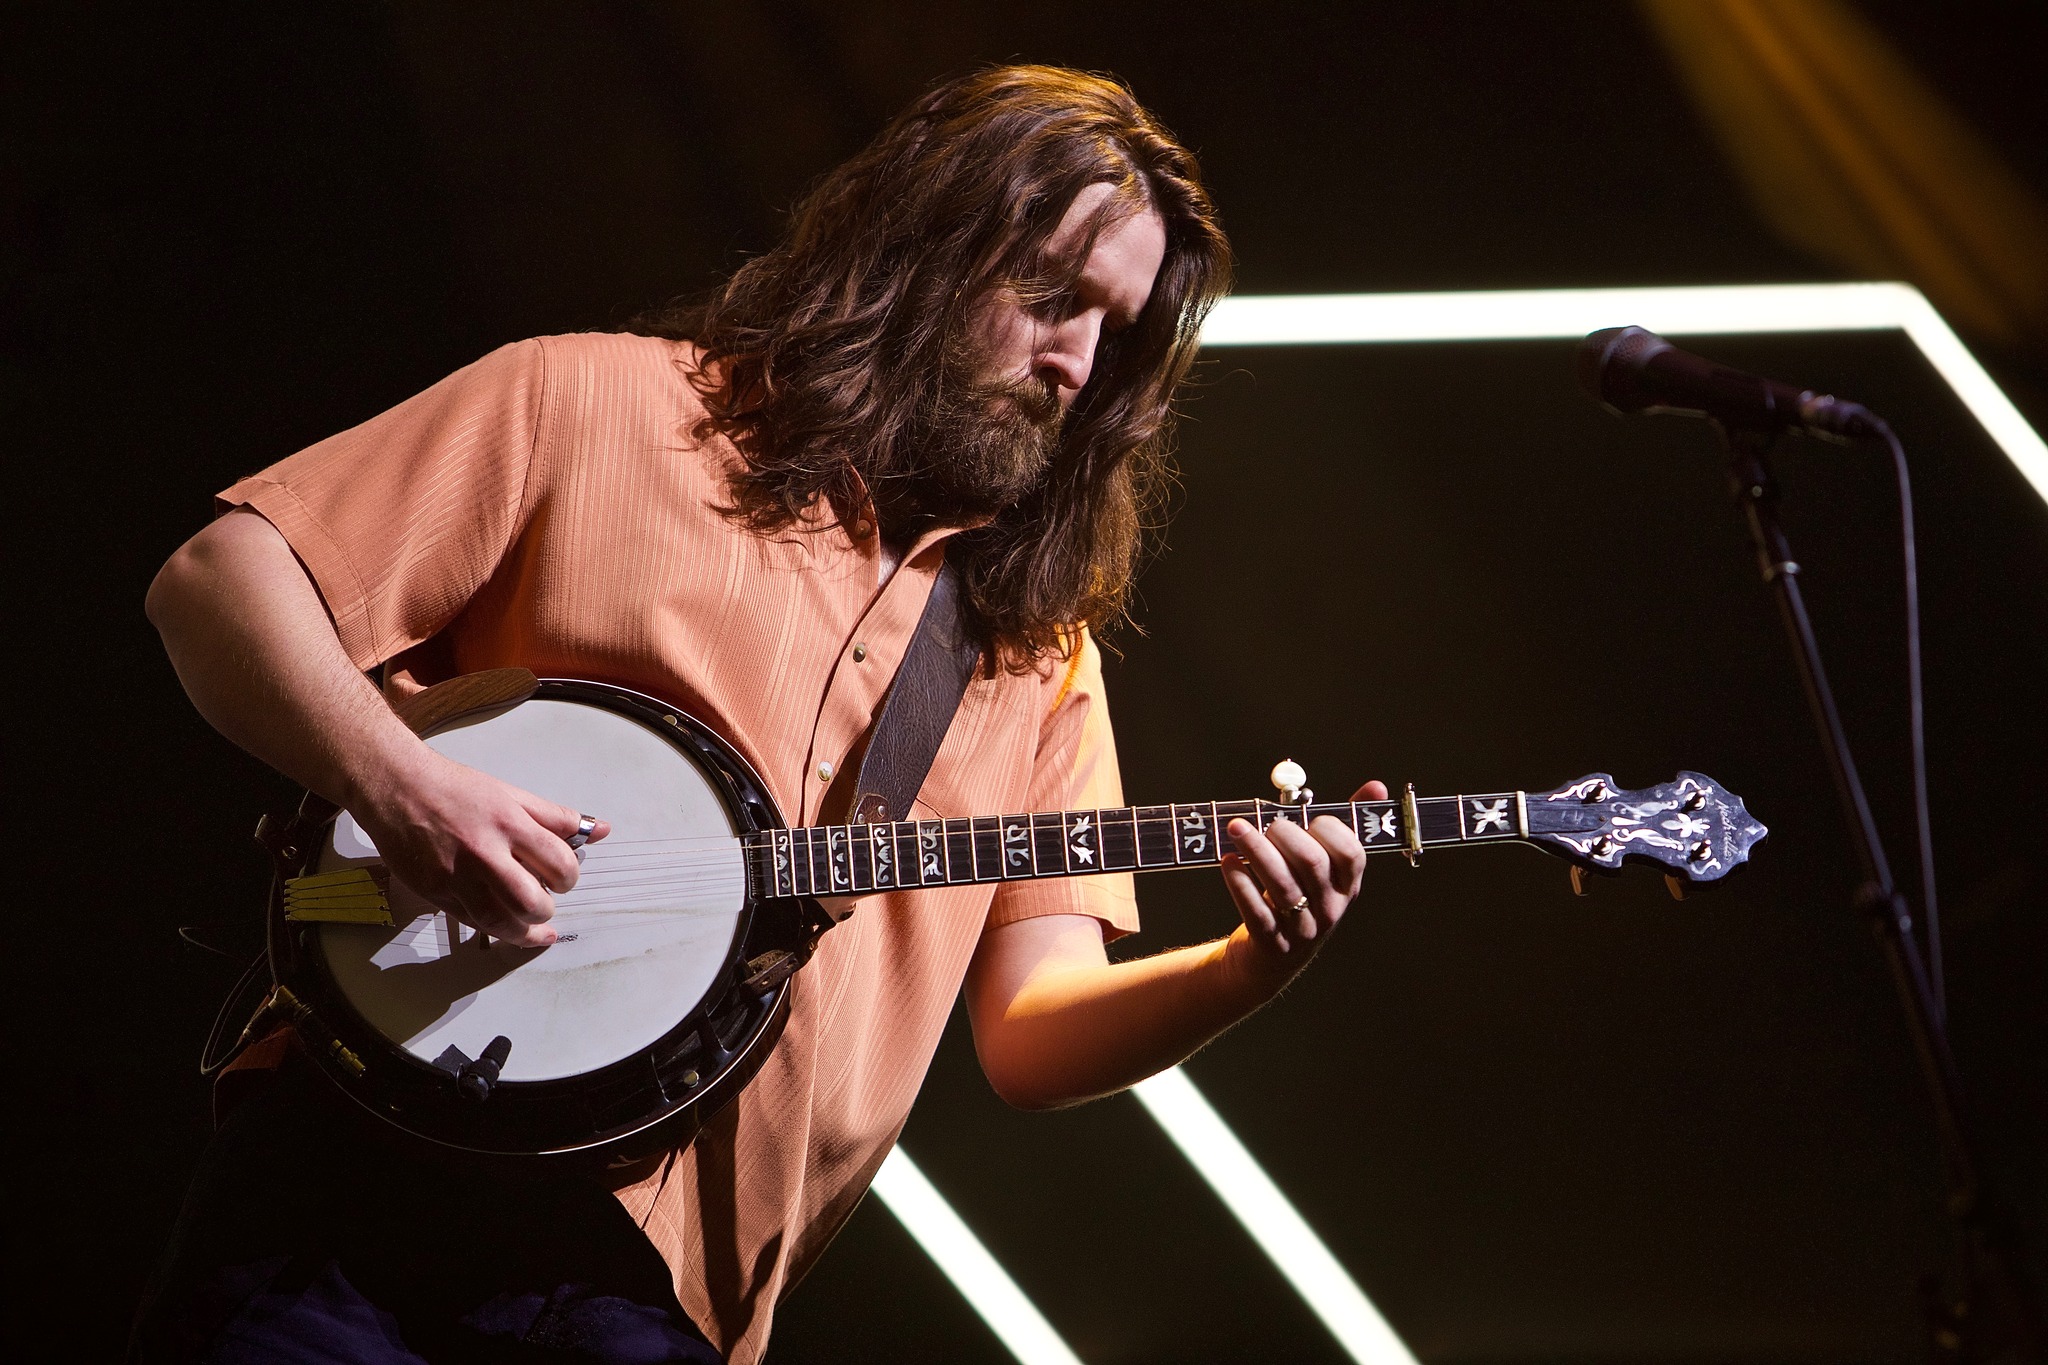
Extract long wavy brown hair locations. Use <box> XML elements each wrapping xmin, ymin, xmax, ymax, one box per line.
<box><xmin>638</xmin><ymin>65</ymin><xmax>1232</xmax><ymax>669</ymax></box>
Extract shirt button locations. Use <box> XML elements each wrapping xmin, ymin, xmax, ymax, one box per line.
<box><xmin>852</xmin><ymin>643</ymin><xmax>868</xmax><ymax>662</ymax></box>
<box><xmin>817</xmin><ymin>761</ymin><xmax>834</xmax><ymax>782</ymax></box>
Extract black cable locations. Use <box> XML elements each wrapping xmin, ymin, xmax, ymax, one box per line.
<box><xmin>177</xmin><ymin>925</ymin><xmax>238</xmax><ymax>959</ymax></box>
<box><xmin>200</xmin><ymin>948</ymin><xmax>271</xmax><ymax>1077</ymax></box>
<box><xmin>1879</xmin><ymin>421</ymin><xmax>1943</xmax><ymax>1024</ymax></box>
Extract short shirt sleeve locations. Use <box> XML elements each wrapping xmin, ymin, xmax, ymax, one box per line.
<box><xmin>215</xmin><ymin>339</ymin><xmax>548</xmax><ymax>671</ymax></box>
<box><xmin>983</xmin><ymin>630</ymin><xmax>1140</xmax><ymax>940</ymax></box>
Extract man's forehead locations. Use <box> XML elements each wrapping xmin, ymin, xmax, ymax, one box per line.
<box><xmin>1045</xmin><ymin>181</ymin><xmax>1148</xmax><ymax>253</ymax></box>
<box><xmin>1071</xmin><ymin>205</ymin><xmax>1165</xmax><ymax>327</ymax></box>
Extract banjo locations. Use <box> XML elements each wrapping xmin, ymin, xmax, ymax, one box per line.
<box><xmin>249</xmin><ymin>669</ymin><xmax>1768</xmax><ymax>1162</ymax></box>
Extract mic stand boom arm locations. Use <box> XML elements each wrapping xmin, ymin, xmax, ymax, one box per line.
<box><xmin>1723</xmin><ymin>425</ymin><xmax>2040</xmax><ymax>1362</ymax></box>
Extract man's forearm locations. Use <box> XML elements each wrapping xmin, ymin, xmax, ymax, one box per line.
<box><xmin>146</xmin><ymin>508</ymin><xmax>424</xmax><ymax>810</ymax></box>
<box><xmin>148</xmin><ymin>509</ymin><xmax>597</xmax><ymax>946</ymax></box>
<box><xmin>966</xmin><ymin>916</ymin><xmax>1284</xmax><ymax>1110</ymax></box>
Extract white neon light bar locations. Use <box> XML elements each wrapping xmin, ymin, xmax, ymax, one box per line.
<box><xmin>870</xmin><ymin>1148</ymin><xmax>1084</xmax><ymax>1365</ymax></box>
<box><xmin>1133</xmin><ymin>1068</ymin><xmax>1420</xmax><ymax>1365</ymax></box>
<box><xmin>1201</xmin><ymin>283</ymin><xmax>2048</xmax><ymax>507</ymax></box>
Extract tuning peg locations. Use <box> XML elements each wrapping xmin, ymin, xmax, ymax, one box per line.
<box><xmin>1664</xmin><ymin>874</ymin><xmax>1687</xmax><ymax>902</ymax></box>
<box><xmin>1569</xmin><ymin>865</ymin><xmax>1590</xmax><ymax>897</ymax></box>
<box><xmin>1270</xmin><ymin>759</ymin><xmax>1311</xmax><ymax>807</ymax></box>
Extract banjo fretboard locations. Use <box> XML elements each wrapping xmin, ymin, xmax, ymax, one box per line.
<box><xmin>741</xmin><ymin>792</ymin><xmax>1529</xmax><ymax>899</ymax></box>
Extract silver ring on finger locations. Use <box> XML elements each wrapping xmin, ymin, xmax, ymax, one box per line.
<box><xmin>1287</xmin><ymin>895</ymin><xmax>1311</xmax><ymax>914</ymax></box>
<box><xmin>568</xmin><ymin>814</ymin><xmax>598</xmax><ymax>850</ymax></box>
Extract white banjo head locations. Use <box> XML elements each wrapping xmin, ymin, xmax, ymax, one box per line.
<box><xmin>315</xmin><ymin>695</ymin><xmax>747</xmax><ymax>1083</ymax></box>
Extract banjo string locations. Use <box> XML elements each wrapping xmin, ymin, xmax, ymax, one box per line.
<box><xmin>574</xmin><ymin>809</ymin><xmax>1304</xmax><ymax>884</ymax></box>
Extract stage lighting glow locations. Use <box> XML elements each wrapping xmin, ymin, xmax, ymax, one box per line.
<box><xmin>1133</xmin><ymin>1068</ymin><xmax>1420</xmax><ymax>1365</ymax></box>
<box><xmin>1201</xmin><ymin>283</ymin><xmax>2048</xmax><ymax>506</ymax></box>
<box><xmin>870</xmin><ymin>1148</ymin><xmax>1084</xmax><ymax>1365</ymax></box>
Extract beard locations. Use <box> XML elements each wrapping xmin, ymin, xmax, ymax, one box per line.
<box><xmin>878</xmin><ymin>364</ymin><xmax>1065</xmax><ymax>536</ymax></box>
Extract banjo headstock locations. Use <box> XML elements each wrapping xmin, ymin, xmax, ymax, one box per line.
<box><xmin>1525</xmin><ymin>771</ymin><xmax>1766</xmax><ymax>883</ymax></box>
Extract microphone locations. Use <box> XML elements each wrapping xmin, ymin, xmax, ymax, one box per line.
<box><xmin>1579</xmin><ymin>326</ymin><xmax>1884</xmax><ymax>439</ymax></box>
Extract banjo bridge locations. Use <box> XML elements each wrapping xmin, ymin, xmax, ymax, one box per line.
<box><xmin>284</xmin><ymin>866</ymin><xmax>393</xmax><ymax>926</ymax></box>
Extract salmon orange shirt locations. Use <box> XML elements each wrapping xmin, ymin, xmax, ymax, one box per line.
<box><xmin>218</xmin><ymin>332</ymin><xmax>1138</xmax><ymax>1363</ymax></box>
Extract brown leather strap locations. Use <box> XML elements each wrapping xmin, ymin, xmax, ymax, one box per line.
<box><xmin>849</xmin><ymin>558</ymin><xmax>980</xmax><ymax>823</ymax></box>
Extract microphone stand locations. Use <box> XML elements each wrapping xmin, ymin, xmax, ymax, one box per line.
<box><xmin>1723</xmin><ymin>425</ymin><xmax>2041</xmax><ymax>1364</ymax></box>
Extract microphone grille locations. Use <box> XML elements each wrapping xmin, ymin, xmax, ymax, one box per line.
<box><xmin>1579</xmin><ymin>326</ymin><xmax>1673</xmax><ymax>413</ymax></box>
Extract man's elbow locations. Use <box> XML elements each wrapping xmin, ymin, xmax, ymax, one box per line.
<box><xmin>977</xmin><ymin>1044</ymin><xmax>1095</xmax><ymax>1113</ymax></box>
<box><xmin>991</xmin><ymin>1075</ymin><xmax>1067</xmax><ymax>1113</ymax></box>
<box><xmin>146</xmin><ymin>509</ymin><xmax>281</xmax><ymax>634</ymax></box>
<box><xmin>145</xmin><ymin>537</ymin><xmax>209</xmax><ymax>634</ymax></box>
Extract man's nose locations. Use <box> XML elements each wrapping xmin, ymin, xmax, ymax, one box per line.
<box><xmin>1033</xmin><ymin>317</ymin><xmax>1099</xmax><ymax>397</ymax></box>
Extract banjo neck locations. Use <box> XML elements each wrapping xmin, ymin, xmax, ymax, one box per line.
<box><xmin>745</xmin><ymin>768</ymin><xmax>1767</xmax><ymax>899</ymax></box>
<box><xmin>745</xmin><ymin>788</ymin><xmax>1523</xmax><ymax>898</ymax></box>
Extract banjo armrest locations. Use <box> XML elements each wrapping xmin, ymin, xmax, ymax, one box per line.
<box><xmin>391</xmin><ymin>667</ymin><xmax>541</xmax><ymax>737</ymax></box>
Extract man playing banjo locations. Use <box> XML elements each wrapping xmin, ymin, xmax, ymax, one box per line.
<box><xmin>139</xmin><ymin>66</ymin><xmax>1382</xmax><ymax>1364</ymax></box>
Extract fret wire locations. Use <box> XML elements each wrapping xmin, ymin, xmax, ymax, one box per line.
<box><xmin>969</xmin><ymin>816</ymin><xmax>993</xmax><ymax>883</ymax></box>
<box><xmin>895</xmin><ymin>821</ymin><xmax>916</xmax><ymax>887</ymax></box>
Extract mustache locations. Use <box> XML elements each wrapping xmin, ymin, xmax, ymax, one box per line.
<box><xmin>962</xmin><ymin>373</ymin><xmax>1063</xmax><ymax>429</ymax></box>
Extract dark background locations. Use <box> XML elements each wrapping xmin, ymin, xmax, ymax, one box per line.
<box><xmin>10</xmin><ymin>3</ymin><xmax>2047</xmax><ymax>1361</ymax></box>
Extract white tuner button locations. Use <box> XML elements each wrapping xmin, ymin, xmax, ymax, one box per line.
<box><xmin>1270</xmin><ymin>759</ymin><xmax>1308</xmax><ymax>803</ymax></box>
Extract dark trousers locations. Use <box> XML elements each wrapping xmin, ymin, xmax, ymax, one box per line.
<box><xmin>131</xmin><ymin>1059</ymin><xmax>722</xmax><ymax>1365</ymax></box>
